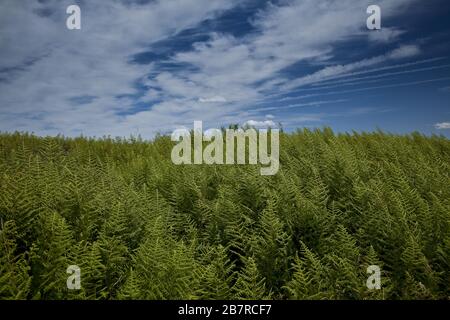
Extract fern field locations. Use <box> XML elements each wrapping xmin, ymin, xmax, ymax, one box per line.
<box><xmin>0</xmin><ymin>129</ymin><xmax>449</xmax><ymax>300</ymax></box>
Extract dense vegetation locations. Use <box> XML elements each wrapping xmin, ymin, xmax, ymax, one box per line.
<box><xmin>0</xmin><ymin>129</ymin><xmax>449</xmax><ymax>300</ymax></box>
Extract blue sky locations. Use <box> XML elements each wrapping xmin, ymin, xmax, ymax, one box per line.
<box><xmin>1</xmin><ymin>0</ymin><xmax>450</xmax><ymax>138</ymax></box>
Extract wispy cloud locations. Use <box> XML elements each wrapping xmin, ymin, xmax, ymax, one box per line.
<box><xmin>309</xmin><ymin>57</ymin><xmax>445</xmax><ymax>86</ymax></box>
<box><xmin>302</xmin><ymin>63</ymin><xmax>450</xmax><ymax>91</ymax></box>
<box><xmin>0</xmin><ymin>0</ymin><xmax>239</xmax><ymax>136</ymax></box>
<box><xmin>282</xmin><ymin>45</ymin><xmax>422</xmax><ymax>90</ymax></box>
<box><xmin>198</xmin><ymin>96</ymin><xmax>227</xmax><ymax>103</ymax></box>
<box><xmin>249</xmin><ymin>99</ymin><xmax>348</xmax><ymax>113</ymax></box>
<box><xmin>1</xmin><ymin>0</ymin><xmax>438</xmax><ymax>138</ymax></box>
<box><xmin>368</xmin><ymin>27</ymin><xmax>405</xmax><ymax>43</ymax></box>
<box><xmin>272</xmin><ymin>77</ymin><xmax>450</xmax><ymax>102</ymax></box>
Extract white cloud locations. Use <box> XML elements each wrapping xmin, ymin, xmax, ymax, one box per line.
<box><xmin>198</xmin><ymin>96</ymin><xmax>227</xmax><ymax>103</ymax></box>
<box><xmin>368</xmin><ymin>28</ymin><xmax>405</xmax><ymax>43</ymax></box>
<box><xmin>244</xmin><ymin>120</ymin><xmax>277</xmax><ymax>128</ymax></box>
<box><xmin>0</xmin><ymin>0</ymin><xmax>238</xmax><ymax>137</ymax></box>
<box><xmin>434</xmin><ymin>122</ymin><xmax>450</xmax><ymax>129</ymax></box>
<box><xmin>388</xmin><ymin>44</ymin><xmax>421</xmax><ymax>59</ymax></box>
<box><xmin>0</xmin><ymin>0</ymin><xmax>421</xmax><ymax>137</ymax></box>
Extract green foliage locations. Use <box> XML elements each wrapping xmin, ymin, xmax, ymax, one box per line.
<box><xmin>195</xmin><ymin>245</ymin><xmax>235</xmax><ymax>300</ymax></box>
<box><xmin>0</xmin><ymin>129</ymin><xmax>449</xmax><ymax>300</ymax></box>
<box><xmin>118</xmin><ymin>216</ymin><xmax>198</xmax><ymax>299</ymax></box>
<box><xmin>0</xmin><ymin>220</ymin><xmax>31</xmax><ymax>299</ymax></box>
<box><xmin>233</xmin><ymin>257</ymin><xmax>270</xmax><ymax>300</ymax></box>
<box><xmin>29</xmin><ymin>211</ymin><xmax>74</xmax><ymax>299</ymax></box>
